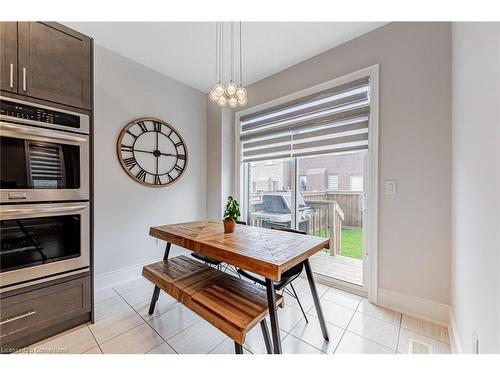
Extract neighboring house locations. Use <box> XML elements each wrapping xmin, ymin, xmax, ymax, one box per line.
<box><xmin>299</xmin><ymin>152</ymin><xmax>365</xmax><ymax>192</ymax></box>
<box><xmin>249</xmin><ymin>151</ymin><xmax>365</xmax><ymax>194</ymax></box>
<box><xmin>250</xmin><ymin>159</ymin><xmax>292</xmax><ymax>192</ymax></box>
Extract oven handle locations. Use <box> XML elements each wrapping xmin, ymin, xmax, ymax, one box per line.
<box><xmin>0</xmin><ymin>121</ymin><xmax>87</xmax><ymax>143</ymax></box>
<box><xmin>0</xmin><ymin>204</ymin><xmax>88</xmax><ymax>219</ymax></box>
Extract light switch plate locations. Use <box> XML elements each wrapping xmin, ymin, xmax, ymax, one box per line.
<box><xmin>385</xmin><ymin>180</ymin><xmax>397</xmax><ymax>195</ymax></box>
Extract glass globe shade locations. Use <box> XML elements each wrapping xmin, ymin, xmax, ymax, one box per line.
<box><xmin>228</xmin><ymin>96</ymin><xmax>238</xmax><ymax>108</ymax></box>
<box><xmin>225</xmin><ymin>82</ymin><xmax>238</xmax><ymax>96</ymax></box>
<box><xmin>209</xmin><ymin>90</ymin><xmax>219</xmax><ymax>102</ymax></box>
<box><xmin>235</xmin><ymin>87</ymin><xmax>247</xmax><ymax>100</ymax></box>
<box><xmin>217</xmin><ymin>95</ymin><xmax>227</xmax><ymax>107</ymax></box>
<box><xmin>237</xmin><ymin>96</ymin><xmax>248</xmax><ymax>106</ymax></box>
<box><xmin>213</xmin><ymin>84</ymin><xmax>225</xmax><ymax>97</ymax></box>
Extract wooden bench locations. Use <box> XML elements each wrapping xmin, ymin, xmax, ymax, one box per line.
<box><xmin>142</xmin><ymin>255</ymin><xmax>283</xmax><ymax>354</ymax></box>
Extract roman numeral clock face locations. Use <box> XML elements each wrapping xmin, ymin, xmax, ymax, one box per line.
<box><xmin>117</xmin><ymin>118</ymin><xmax>187</xmax><ymax>187</ymax></box>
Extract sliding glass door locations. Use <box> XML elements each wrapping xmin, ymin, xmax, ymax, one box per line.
<box><xmin>238</xmin><ymin>69</ymin><xmax>377</xmax><ymax>292</ymax></box>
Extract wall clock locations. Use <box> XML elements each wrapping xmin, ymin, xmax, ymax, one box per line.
<box><xmin>117</xmin><ymin>118</ymin><xmax>188</xmax><ymax>187</ymax></box>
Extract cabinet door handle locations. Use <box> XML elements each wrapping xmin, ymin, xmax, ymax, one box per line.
<box><xmin>0</xmin><ymin>310</ymin><xmax>36</xmax><ymax>326</ymax></box>
<box><xmin>9</xmin><ymin>63</ymin><xmax>14</xmax><ymax>88</ymax></box>
<box><xmin>22</xmin><ymin>67</ymin><xmax>27</xmax><ymax>91</ymax></box>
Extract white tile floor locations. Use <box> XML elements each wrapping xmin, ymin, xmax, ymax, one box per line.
<box><xmin>26</xmin><ymin>275</ymin><xmax>452</xmax><ymax>354</ymax></box>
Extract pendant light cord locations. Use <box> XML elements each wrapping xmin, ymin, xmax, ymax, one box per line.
<box><xmin>239</xmin><ymin>21</ymin><xmax>243</xmax><ymax>87</ymax></box>
<box><xmin>231</xmin><ymin>22</ymin><xmax>234</xmax><ymax>83</ymax></box>
<box><xmin>215</xmin><ymin>22</ymin><xmax>219</xmax><ymax>83</ymax></box>
<box><xmin>220</xmin><ymin>22</ymin><xmax>224</xmax><ymax>84</ymax></box>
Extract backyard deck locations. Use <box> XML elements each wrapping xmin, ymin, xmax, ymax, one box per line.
<box><xmin>309</xmin><ymin>251</ymin><xmax>363</xmax><ymax>286</ymax></box>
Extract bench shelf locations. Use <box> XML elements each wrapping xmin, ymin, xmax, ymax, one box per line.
<box><xmin>142</xmin><ymin>255</ymin><xmax>283</xmax><ymax>349</ymax></box>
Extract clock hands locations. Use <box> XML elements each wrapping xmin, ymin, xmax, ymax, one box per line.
<box><xmin>132</xmin><ymin>149</ymin><xmax>153</xmax><ymax>154</ymax></box>
<box><xmin>133</xmin><ymin>149</ymin><xmax>176</xmax><ymax>157</ymax></box>
<box><xmin>156</xmin><ymin>131</ymin><xmax>159</xmax><ymax>175</ymax></box>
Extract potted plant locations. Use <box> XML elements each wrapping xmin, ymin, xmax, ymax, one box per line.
<box><xmin>222</xmin><ymin>196</ymin><xmax>241</xmax><ymax>233</ymax></box>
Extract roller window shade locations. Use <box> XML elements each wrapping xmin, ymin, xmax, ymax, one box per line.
<box><xmin>240</xmin><ymin>77</ymin><xmax>371</xmax><ymax>162</ymax></box>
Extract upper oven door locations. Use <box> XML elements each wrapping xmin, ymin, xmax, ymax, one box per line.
<box><xmin>0</xmin><ymin>202</ymin><xmax>90</xmax><ymax>288</ymax></box>
<box><xmin>0</xmin><ymin>121</ymin><xmax>89</xmax><ymax>203</ymax></box>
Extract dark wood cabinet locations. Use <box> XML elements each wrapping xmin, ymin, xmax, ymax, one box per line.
<box><xmin>0</xmin><ymin>22</ymin><xmax>18</xmax><ymax>93</ymax></box>
<box><xmin>0</xmin><ymin>275</ymin><xmax>91</xmax><ymax>351</ymax></box>
<box><xmin>0</xmin><ymin>22</ymin><xmax>94</xmax><ymax>352</ymax></box>
<box><xmin>0</xmin><ymin>22</ymin><xmax>91</xmax><ymax>110</ymax></box>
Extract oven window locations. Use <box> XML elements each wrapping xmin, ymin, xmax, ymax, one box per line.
<box><xmin>0</xmin><ymin>215</ymin><xmax>81</xmax><ymax>273</ymax></box>
<box><xmin>0</xmin><ymin>137</ymin><xmax>80</xmax><ymax>189</ymax></box>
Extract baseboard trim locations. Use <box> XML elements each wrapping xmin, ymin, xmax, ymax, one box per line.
<box><xmin>94</xmin><ymin>248</ymin><xmax>189</xmax><ymax>290</ymax></box>
<box><xmin>448</xmin><ymin>309</ymin><xmax>463</xmax><ymax>353</ymax></box>
<box><xmin>94</xmin><ymin>259</ymin><xmax>159</xmax><ymax>290</ymax></box>
<box><xmin>377</xmin><ymin>288</ymin><xmax>450</xmax><ymax>327</ymax></box>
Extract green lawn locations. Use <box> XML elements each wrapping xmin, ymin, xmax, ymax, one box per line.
<box><xmin>340</xmin><ymin>228</ymin><xmax>363</xmax><ymax>259</ymax></box>
<box><xmin>314</xmin><ymin>227</ymin><xmax>363</xmax><ymax>260</ymax></box>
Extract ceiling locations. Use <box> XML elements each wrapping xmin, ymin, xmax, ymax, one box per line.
<box><xmin>65</xmin><ymin>22</ymin><xmax>386</xmax><ymax>93</ymax></box>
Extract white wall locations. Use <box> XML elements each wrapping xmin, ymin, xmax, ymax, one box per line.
<box><xmin>451</xmin><ymin>22</ymin><xmax>500</xmax><ymax>353</ymax></box>
<box><xmin>206</xmin><ymin>104</ymin><xmax>222</xmax><ymax>219</ymax></box>
<box><xmin>207</xmin><ymin>106</ymin><xmax>236</xmax><ymax>219</ymax></box>
<box><xmin>94</xmin><ymin>45</ymin><xmax>207</xmax><ymax>280</ymax></box>
<box><xmin>208</xmin><ymin>22</ymin><xmax>452</xmax><ymax>308</ymax></box>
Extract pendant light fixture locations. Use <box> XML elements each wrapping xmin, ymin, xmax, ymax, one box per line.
<box><xmin>209</xmin><ymin>22</ymin><xmax>247</xmax><ymax>107</ymax></box>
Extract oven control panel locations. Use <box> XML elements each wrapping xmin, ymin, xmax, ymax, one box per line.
<box><xmin>0</xmin><ymin>99</ymin><xmax>80</xmax><ymax>129</ymax></box>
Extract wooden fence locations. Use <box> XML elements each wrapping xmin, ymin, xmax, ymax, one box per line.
<box><xmin>304</xmin><ymin>200</ymin><xmax>344</xmax><ymax>255</ymax></box>
<box><xmin>302</xmin><ymin>191</ymin><xmax>363</xmax><ymax>228</ymax></box>
<box><xmin>248</xmin><ymin>191</ymin><xmax>362</xmax><ymax>256</ymax></box>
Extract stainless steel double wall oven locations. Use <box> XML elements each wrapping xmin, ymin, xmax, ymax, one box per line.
<box><xmin>0</xmin><ymin>96</ymin><xmax>90</xmax><ymax>288</ymax></box>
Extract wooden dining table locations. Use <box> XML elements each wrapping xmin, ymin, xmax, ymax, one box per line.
<box><xmin>148</xmin><ymin>220</ymin><xmax>331</xmax><ymax>354</ymax></box>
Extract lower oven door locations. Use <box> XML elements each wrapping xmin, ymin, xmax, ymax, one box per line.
<box><xmin>0</xmin><ymin>202</ymin><xmax>90</xmax><ymax>288</ymax></box>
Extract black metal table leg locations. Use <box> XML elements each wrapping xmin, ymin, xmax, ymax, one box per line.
<box><xmin>162</xmin><ymin>243</ymin><xmax>172</xmax><ymax>260</ymax></box>
<box><xmin>148</xmin><ymin>286</ymin><xmax>160</xmax><ymax>315</ymax></box>
<box><xmin>148</xmin><ymin>243</ymin><xmax>171</xmax><ymax>315</ymax></box>
<box><xmin>234</xmin><ymin>342</ymin><xmax>244</xmax><ymax>354</ymax></box>
<box><xmin>260</xmin><ymin>320</ymin><xmax>272</xmax><ymax>354</ymax></box>
<box><xmin>265</xmin><ymin>278</ymin><xmax>282</xmax><ymax>354</ymax></box>
<box><xmin>304</xmin><ymin>259</ymin><xmax>329</xmax><ymax>341</ymax></box>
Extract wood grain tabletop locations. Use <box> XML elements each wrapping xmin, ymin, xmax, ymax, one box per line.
<box><xmin>149</xmin><ymin>220</ymin><xmax>329</xmax><ymax>281</ymax></box>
